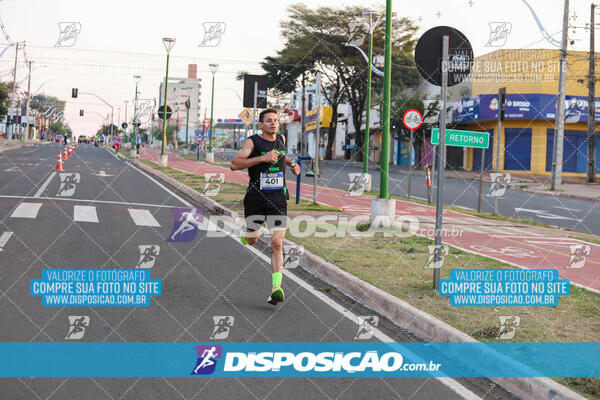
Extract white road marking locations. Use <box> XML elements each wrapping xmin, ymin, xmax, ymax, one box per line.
<box><xmin>94</xmin><ymin>170</ymin><xmax>114</xmax><ymax>177</ymax></box>
<box><xmin>524</xmin><ymin>240</ymin><xmax>584</xmax><ymax>246</ymax></box>
<box><xmin>504</xmin><ymin>227</ymin><xmax>543</xmax><ymax>236</ymax></box>
<box><xmin>514</xmin><ymin>207</ymin><xmax>581</xmax><ymax>221</ymax></box>
<box><xmin>0</xmin><ymin>231</ymin><xmax>14</xmax><ymax>248</ymax></box>
<box><xmin>553</xmin><ymin>206</ymin><xmax>581</xmax><ymax>212</ymax></box>
<box><xmin>73</xmin><ymin>205</ymin><xmax>99</xmax><ymax>223</ymax></box>
<box><xmin>111</xmin><ymin>148</ymin><xmax>188</xmax><ymax>206</ymax></box>
<box><xmin>128</xmin><ymin>209</ymin><xmax>161</xmax><ymax>227</ymax></box>
<box><xmin>10</xmin><ymin>203</ymin><xmax>42</xmax><ymax>218</ymax></box>
<box><xmin>495</xmin><ymin>226</ymin><xmax>539</xmax><ymax>236</ymax></box>
<box><xmin>4</xmin><ymin>166</ymin><xmax>19</xmax><ymax>172</ymax></box>
<box><xmin>212</xmin><ymin>216</ymin><xmax>482</xmax><ymax>399</ymax></box>
<box><xmin>0</xmin><ymin>195</ymin><xmax>176</xmax><ymax>209</ymax></box>
<box><xmin>34</xmin><ymin>172</ymin><xmax>56</xmax><ymax>198</ymax></box>
<box><xmin>128</xmin><ymin>159</ymin><xmax>480</xmax><ymax>396</ymax></box>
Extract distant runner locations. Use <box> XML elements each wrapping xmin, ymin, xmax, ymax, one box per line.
<box><xmin>230</xmin><ymin>108</ymin><xmax>300</xmax><ymax>305</ymax></box>
<box><xmin>114</xmin><ymin>133</ymin><xmax>121</xmax><ymax>153</ymax></box>
<box><xmin>136</xmin><ymin>134</ymin><xmax>142</xmax><ymax>154</ymax></box>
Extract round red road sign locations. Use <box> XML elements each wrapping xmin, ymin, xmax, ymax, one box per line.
<box><xmin>402</xmin><ymin>109</ymin><xmax>423</xmax><ymax>130</ymax></box>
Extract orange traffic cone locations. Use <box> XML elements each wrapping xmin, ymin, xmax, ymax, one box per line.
<box><xmin>75</xmin><ymin>141</ymin><xmax>78</xmax><ymax>149</ymax></box>
<box><xmin>68</xmin><ymin>145</ymin><xmax>73</xmax><ymax>157</ymax></box>
<box><xmin>63</xmin><ymin>146</ymin><xmax>68</xmax><ymax>160</ymax></box>
<box><xmin>56</xmin><ymin>150</ymin><xmax>64</xmax><ymax>171</ymax></box>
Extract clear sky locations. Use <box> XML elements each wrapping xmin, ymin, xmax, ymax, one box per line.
<box><xmin>0</xmin><ymin>0</ymin><xmax>588</xmax><ymax>134</ymax></box>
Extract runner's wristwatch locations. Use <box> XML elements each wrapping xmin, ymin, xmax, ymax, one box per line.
<box><xmin>290</xmin><ymin>160</ymin><xmax>297</xmax><ymax>167</ymax></box>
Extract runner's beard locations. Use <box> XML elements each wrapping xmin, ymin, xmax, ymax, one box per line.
<box><xmin>262</xmin><ymin>126</ymin><xmax>279</xmax><ymax>136</ymax></box>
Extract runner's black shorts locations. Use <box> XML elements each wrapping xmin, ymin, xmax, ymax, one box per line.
<box><xmin>243</xmin><ymin>189</ymin><xmax>288</xmax><ymax>230</ymax></box>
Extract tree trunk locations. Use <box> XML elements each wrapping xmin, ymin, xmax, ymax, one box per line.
<box><xmin>325</xmin><ymin>103</ymin><xmax>338</xmax><ymax>160</ymax></box>
<box><xmin>352</xmin><ymin>109</ymin><xmax>364</xmax><ymax>163</ymax></box>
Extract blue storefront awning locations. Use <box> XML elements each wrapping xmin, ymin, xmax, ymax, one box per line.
<box><xmin>453</xmin><ymin>93</ymin><xmax>600</xmax><ymax>123</ymax></box>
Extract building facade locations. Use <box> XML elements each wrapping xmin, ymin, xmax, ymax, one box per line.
<box><xmin>158</xmin><ymin>64</ymin><xmax>202</xmax><ymax>142</ymax></box>
<box><xmin>451</xmin><ymin>48</ymin><xmax>600</xmax><ymax>177</ymax></box>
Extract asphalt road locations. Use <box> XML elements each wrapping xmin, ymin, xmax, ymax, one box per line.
<box><xmin>0</xmin><ymin>143</ymin><xmax>513</xmax><ymax>399</ymax></box>
<box><xmin>215</xmin><ymin>151</ymin><xmax>600</xmax><ymax>235</ymax></box>
<box><xmin>304</xmin><ymin>159</ymin><xmax>600</xmax><ymax>236</ymax></box>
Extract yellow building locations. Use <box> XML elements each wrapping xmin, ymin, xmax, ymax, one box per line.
<box><xmin>454</xmin><ymin>49</ymin><xmax>600</xmax><ymax>177</ymax></box>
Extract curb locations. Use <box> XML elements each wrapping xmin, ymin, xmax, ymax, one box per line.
<box><xmin>0</xmin><ymin>142</ymin><xmax>25</xmax><ymax>153</ymax></box>
<box><xmin>128</xmin><ymin>157</ymin><xmax>585</xmax><ymax>400</ymax></box>
<box><xmin>514</xmin><ymin>186</ymin><xmax>600</xmax><ymax>203</ymax></box>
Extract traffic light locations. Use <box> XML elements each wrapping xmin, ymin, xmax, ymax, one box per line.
<box><xmin>72</xmin><ymin>88</ymin><xmax>78</xmax><ymax>98</ymax></box>
<box><xmin>79</xmin><ymin>109</ymin><xmax>84</xmax><ymax>117</ymax></box>
<box><xmin>185</xmin><ymin>99</ymin><xmax>190</xmax><ymax>110</ymax></box>
<box><xmin>498</xmin><ymin>87</ymin><xmax>506</xmax><ymax>122</ymax></box>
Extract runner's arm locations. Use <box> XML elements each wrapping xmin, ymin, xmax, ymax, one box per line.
<box><xmin>230</xmin><ymin>138</ymin><xmax>271</xmax><ymax>170</ymax></box>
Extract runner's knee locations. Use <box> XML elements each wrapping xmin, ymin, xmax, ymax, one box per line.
<box><xmin>271</xmin><ymin>235</ymin><xmax>283</xmax><ymax>252</ymax></box>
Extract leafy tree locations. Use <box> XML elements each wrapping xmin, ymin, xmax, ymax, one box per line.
<box><xmin>267</xmin><ymin>4</ymin><xmax>418</xmax><ymax>161</ymax></box>
<box><xmin>30</xmin><ymin>94</ymin><xmax>65</xmax><ymax>113</ymax></box>
<box><xmin>390</xmin><ymin>92</ymin><xmax>440</xmax><ymax>166</ymax></box>
<box><xmin>0</xmin><ymin>82</ymin><xmax>10</xmax><ymax>118</ymax></box>
<box><xmin>152</xmin><ymin>125</ymin><xmax>176</xmax><ymax>144</ymax></box>
<box><xmin>49</xmin><ymin>121</ymin><xmax>67</xmax><ymax>137</ymax></box>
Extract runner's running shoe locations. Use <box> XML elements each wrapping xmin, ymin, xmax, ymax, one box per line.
<box><xmin>267</xmin><ymin>287</ymin><xmax>284</xmax><ymax>305</ymax></box>
<box><xmin>240</xmin><ymin>227</ymin><xmax>248</xmax><ymax>245</ymax></box>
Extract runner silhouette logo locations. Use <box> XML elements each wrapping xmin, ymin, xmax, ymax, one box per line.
<box><xmin>210</xmin><ymin>316</ymin><xmax>234</xmax><ymax>339</ymax></box>
<box><xmin>65</xmin><ymin>316</ymin><xmax>89</xmax><ymax>340</ymax></box>
<box><xmin>137</xmin><ymin>245</ymin><xmax>160</xmax><ymax>268</ymax></box>
<box><xmin>168</xmin><ymin>207</ymin><xmax>205</xmax><ymax>242</ymax></box>
<box><xmin>354</xmin><ymin>316</ymin><xmax>378</xmax><ymax>339</ymax></box>
<box><xmin>191</xmin><ymin>345</ymin><xmax>222</xmax><ymax>375</ymax></box>
<box><xmin>567</xmin><ymin>244</ymin><xmax>591</xmax><ymax>269</ymax></box>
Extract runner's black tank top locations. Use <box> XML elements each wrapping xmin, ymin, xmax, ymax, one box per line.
<box><xmin>247</xmin><ymin>134</ymin><xmax>287</xmax><ymax>194</ymax></box>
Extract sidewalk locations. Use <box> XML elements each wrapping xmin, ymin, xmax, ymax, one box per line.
<box><xmin>139</xmin><ymin>148</ymin><xmax>600</xmax><ymax>293</ymax></box>
<box><xmin>0</xmin><ymin>138</ymin><xmax>25</xmax><ymax>153</ymax></box>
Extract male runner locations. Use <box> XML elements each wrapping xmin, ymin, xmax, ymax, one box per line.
<box><xmin>230</xmin><ymin>108</ymin><xmax>300</xmax><ymax>305</ymax></box>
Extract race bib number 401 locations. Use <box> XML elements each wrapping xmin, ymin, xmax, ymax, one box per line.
<box><xmin>260</xmin><ymin>172</ymin><xmax>284</xmax><ymax>190</ymax></box>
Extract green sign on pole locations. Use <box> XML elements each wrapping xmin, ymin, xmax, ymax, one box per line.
<box><xmin>431</xmin><ymin>128</ymin><xmax>490</xmax><ymax>149</ymax></box>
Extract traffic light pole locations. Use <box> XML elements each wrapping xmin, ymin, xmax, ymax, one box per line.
<box><xmin>131</xmin><ymin>83</ymin><xmax>139</xmax><ymax>158</ymax></box>
<box><xmin>79</xmin><ymin>91</ymin><xmax>114</xmax><ymax>145</ymax></box>
<box><xmin>433</xmin><ymin>35</ymin><xmax>449</xmax><ymax>290</ymax></box>
<box><xmin>364</xmin><ymin>23</ymin><xmax>374</xmax><ymax>174</ymax></box>
<box><xmin>8</xmin><ymin>42</ymin><xmax>19</xmax><ymax>144</ymax></box>
<box><xmin>209</xmin><ymin>75</ymin><xmax>216</xmax><ymax>153</ymax></box>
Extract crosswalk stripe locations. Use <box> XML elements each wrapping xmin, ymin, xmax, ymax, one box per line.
<box><xmin>74</xmin><ymin>205</ymin><xmax>99</xmax><ymax>223</ymax></box>
<box><xmin>128</xmin><ymin>209</ymin><xmax>161</xmax><ymax>227</ymax></box>
<box><xmin>10</xmin><ymin>203</ymin><xmax>43</xmax><ymax>218</ymax></box>
<box><xmin>0</xmin><ymin>231</ymin><xmax>13</xmax><ymax>248</ymax></box>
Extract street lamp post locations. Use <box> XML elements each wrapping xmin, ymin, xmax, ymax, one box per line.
<box><xmin>369</xmin><ymin>0</ymin><xmax>395</xmax><ymax>227</ymax></box>
<box><xmin>123</xmin><ymin>100</ymin><xmax>128</xmax><ymax>143</ymax></box>
<box><xmin>207</xmin><ymin>63</ymin><xmax>219</xmax><ymax>163</ymax></box>
<box><xmin>362</xmin><ymin>10</ymin><xmax>380</xmax><ymax>186</ymax></box>
<box><xmin>131</xmin><ymin>74</ymin><xmax>141</xmax><ymax>158</ymax></box>
<box><xmin>8</xmin><ymin>41</ymin><xmax>24</xmax><ymax>144</ymax></box>
<box><xmin>185</xmin><ymin>95</ymin><xmax>190</xmax><ymax>152</ymax></box>
<box><xmin>160</xmin><ymin>37</ymin><xmax>176</xmax><ymax>167</ymax></box>
<box><xmin>77</xmin><ymin>91</ymin><xmax>114</xmax><ymax>146</ymax></box>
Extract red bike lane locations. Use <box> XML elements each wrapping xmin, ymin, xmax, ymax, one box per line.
<box><xmin>138</xmin><ymin>148</ymin><xmax>600</xmax><ymax>292</ymax></box>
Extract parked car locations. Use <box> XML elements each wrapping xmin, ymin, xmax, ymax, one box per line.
<box><xmin>55</xmin><ymin>135</ymin><xmax>64</xmax><ymax>143</ymax></box>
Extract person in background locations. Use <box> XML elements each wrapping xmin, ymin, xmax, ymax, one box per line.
<box><xmin>114</xmin><ymin>133</ymin><xmax>121</xmax><ymax>153</ymax></box>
